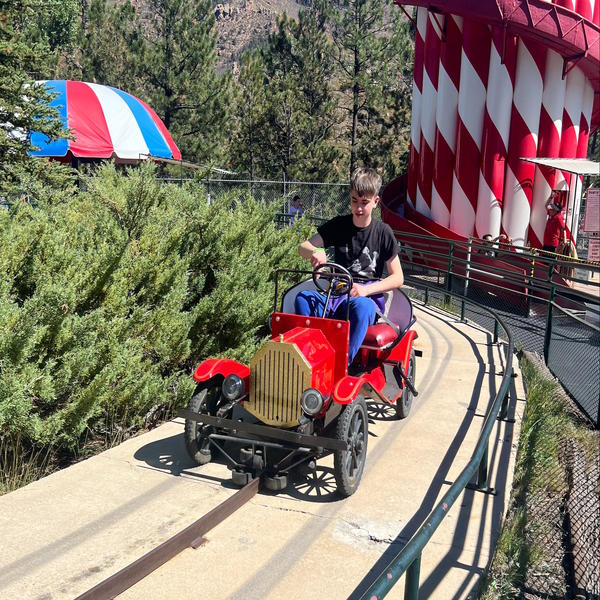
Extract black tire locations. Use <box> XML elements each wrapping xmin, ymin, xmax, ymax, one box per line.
<box><xmin>184</xmin><ymin>381</ymin><xmax>221</xmax><ymax>465</ymax></box>
<box><xmin>396</xmin><ymin>349</ymin><xmax>416</xmax><ymax>419</ymax></box>
<box><xmin>333</xmin><ymin>396</ymin><xmax>368</xmax><ymax>497</ymax></box>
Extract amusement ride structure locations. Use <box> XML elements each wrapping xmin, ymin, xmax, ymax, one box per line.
<box><xmin>386</xmin><ymin>0</ymin><xmax>599</xmax><ymax>248</ymax></box>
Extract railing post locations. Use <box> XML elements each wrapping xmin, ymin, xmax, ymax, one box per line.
<box><xmin>446</xmin><ymin>242</ymin><xmax>454</xmax><ymax>293</ymax></box>
<box><xmin>493</xmin><ymin>320</ymin><xmax>499</xmax><ymax>344</ymax></box>
<box><xmin>424</xmin><ymin>287</ymin><xmax>429</xmax><ymax>306</ymax></box>
<box><xmin>467</xmin><ymin>441</ymin><xmax>496</xmax><ymax>495</ymax></box>
<box><xmin>543</xmin><ymin>285</ymin><xmax>556</xmax><ymax>366</ymax></box>
<box><xmin>404</xmin><ymin>554</ymin><xmax>422</xmax><ymax>600</ymax></box>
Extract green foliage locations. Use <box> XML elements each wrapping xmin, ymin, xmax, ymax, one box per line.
<box><xmin>260</xmin><ymin>11</ymin><xmax>341</xmax><ymax>181</ymax></box>
<box><xmin>478</xmin><ymin>354</ymin><xmax>578</xmax><ymax>599</ymax></box>
<box><xmin>0</xmin><ymin>0</ymin><xmax>73</xmax><ymax>197</ymax></box>
<box><xmin>62</xmin><ymin>0</ymin><xmax>141</xmax><ymax>89</ymax></box>
<box><xmin>0</xmin><ymin>164</ymin><xmax>307</xmax><ymax>479</ymax></box>
<box><xmin>132</xmin><ymin>0</ymin><xmax>232</xmax><ymax>165</ymax></box>
<box><xmin>316</xmin><ymin>0</ymin><xmax>413</xmax><ymax>180</ymax></box>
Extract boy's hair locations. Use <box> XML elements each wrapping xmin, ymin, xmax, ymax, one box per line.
<box><xmin>350</xmin><ymin>167</ymin><xmax>382</xmax><ymax>197</ymax></box>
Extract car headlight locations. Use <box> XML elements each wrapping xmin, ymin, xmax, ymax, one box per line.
<box><xmin>222</xmin><ymin>374</ymin><xmax>245</xmax><ymax>401</ymax></box>
<box><xmin>301</xmin><ymin>388</ymin><xmax>324</xmax><ymax>416</ymax></box>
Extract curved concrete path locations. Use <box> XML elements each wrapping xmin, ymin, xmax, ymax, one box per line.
<box><xmin>0</xmin><ymin>300</ymin><xmax>525</xmax><ymax>599</ymax></box>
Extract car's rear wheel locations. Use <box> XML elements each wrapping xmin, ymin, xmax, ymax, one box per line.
<box><xmin>184</xmin><ymin>381</ymin><xmax>221</xmax><ymax>465</ymax></box>
<box><xmin>396</xmin><ymin>349</ymin><xmax>416</xmax><ymax>419</ymax></box>
<box><xmin>333</xmin><ymin>396</ymin><xmax>368</xmax><ymax>497</ymax></box>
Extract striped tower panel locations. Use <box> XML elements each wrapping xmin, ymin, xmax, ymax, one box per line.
<box><xmin>475</xmin><ymin>28</ymin><xmax>518</xmax><ymax>239</ymax></box>
<box><xmin>570</xmin><ymin>79</ymin><xmax>595</xmax><ymax>242</ymax></box>
<box><xmin>416</xmin><ymin>12</ymin><xmax>444</xmax><ymax>218</ymax></box>
<box><xmin>594</xmin><ymin>0</ymin><xmax>599</xmax><ymax>27</ymax></box>
<box><xmin>431</xmin><ymin>15</ymin><xmax>463</xmax><ymax>227</ymax></box>
<box><xmin>554</xmin><ymin>66</ymin><xmax>585</xmax><ymax>236</ymax></box>
<box><xmin>502</xmin><ymin>39</ymin><xmax>546</xmax><ymax>247</ymax></box>
<box><xmin>449</xmin><ymin>20</ymin><xmax>491</xmax><ymax>237</ymax></box>
<box><xmin>407</xmin><ymin>8</ymin><xmax>428</xmax><ymax>209</ymax></box>
<box><xmin>554</xmin><ymin>0</ymin><xmax>575</xmax><ymax>9</ymax></box>
<box><xmin>575</xmin><ymin>0</ymin><xmax>594</xmax><ymax>20</ymax></box>
<box><xmin>529</xmin><ymin>50</ymin><xmax>566</xmax><ymax>248</ymax></box>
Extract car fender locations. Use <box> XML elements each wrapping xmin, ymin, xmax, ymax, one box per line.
<box><xmin>332</xmin><ymin>368</ymin><xmax>387</xmax><ymax>405</ymax></box>
<box><xmin>387</xmin><ymin>329</ymin><xmax>418</xmax><ymax>366</ymax></box>
<box><xmin>193</xmin><ymin>358</ymin><xmax>250</xmax><ymax>385</ymax></box>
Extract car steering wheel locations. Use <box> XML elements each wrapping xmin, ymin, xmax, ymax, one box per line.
<box><xmin>313</xmin><ymin>263</ymin><xmax>353</xmax><ymax>297</ymax></box>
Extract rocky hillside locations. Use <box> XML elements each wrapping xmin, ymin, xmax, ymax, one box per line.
<box><xmin>212</xmin><ymin>0</ymin><xmax>306</xmax><ymax>71</ymax></box>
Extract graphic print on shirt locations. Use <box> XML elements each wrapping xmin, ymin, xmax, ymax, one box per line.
<box><xmin>349</xmin><ymin>246</ymin><xmax>379</xmax><ymax>277</ymax></box>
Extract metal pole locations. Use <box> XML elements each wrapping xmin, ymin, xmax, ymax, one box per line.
<box><xmin>404</xmin><ymin>554</ymin><xmax>422</xmax><ymax>600</ymax></box>
<box><xmin>464</xmin><ymin>238</ymin><xmax>472</xmax><ymax>297</ymax></box>
<box><xmin>543</xmin><ymin>285</ymin><xmax>556</xmax><ymax>365</ymax></box>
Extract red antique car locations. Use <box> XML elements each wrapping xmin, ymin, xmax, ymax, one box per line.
<box><xmin>180</xmin><ymin>264</ymin><xmax>419</xmax><ymax>497</ymax></box>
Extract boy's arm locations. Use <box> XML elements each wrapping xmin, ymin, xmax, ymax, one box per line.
<box><xmin>298</xmin><ymin>234</ymin><xmax>327</xmax><ymax>268</ymax></box>
<box><xmin>350</xmin><ymin>255</ymin><xmax>404</xmax><ymax>297</ymax></box>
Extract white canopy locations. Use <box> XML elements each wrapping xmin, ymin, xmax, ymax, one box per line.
<box><xmin>521</xmin><ymin>157</ymin><xmax>600</xmax><ymax>176</ymax></box>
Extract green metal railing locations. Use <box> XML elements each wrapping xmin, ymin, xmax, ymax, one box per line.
<box><xmin>360</xmin><ymin>283</ymin><xmax>515</xmax><ymax>600</ymax></box>
<box><xmin>357</xmin><ymin>231</ymin><xmax>599</xmax><ymax>598</ymax></box>
<box><xmin>393</xmin><ymin>230</ymin><xmax>600</xmax><ymax>426</ymax></box>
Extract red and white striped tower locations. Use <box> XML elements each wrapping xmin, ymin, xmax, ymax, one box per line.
<box><xmin>475</xmin><ymin>27</ymin><xmax>518</xmax><ymax>239</ymax></box>
<box><xmin>554</xmin><ymin>66</ymin><xmax>585</xmax><ymax>238</ymax></box>
<box><xmin>529</xmin><ymin>49</ymin><xmax>566</xmax><ymax>248</ymax></box>
<box><xmin>407</xmin><ymin>8</ymin><xmax>427</xmax><ymax>209</ymax></box>
<box><xmin>449</xmin><ymin>19</ymin><xmax>491</xmax><ymax>237</ymax></box>
<box><xmin>502</xmin><ymin>39</ymin><xmax>546</xmax><ymax>247</ymax></box>
<box><xmin>575</xmin><ymin>0</ymin><xmax>594</xmax><ymax>21</ymax></box>
<box><xmin>569</xmin><ymin>78</ymin><xmax>595</xmax><ymax>242</ymax></box>
<box><xmin>431</xmin><ymin>15</ymin><xmax>463</xmax><ymax>227</ymax></box>
<box><xmin>416</xmin><ymin>12</ymin><xmax>444</xmax><ymax>218</ymax></box>
<box><xmin>594</xmin><ymin>0</ymin><xmax>599</xmax><ymax>28</ymax></box>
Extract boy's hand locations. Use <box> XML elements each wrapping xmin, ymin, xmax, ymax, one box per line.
<box><xmin>350</xmin><ymin>283</ymin><xmax>368</xmax><ymax>298</ymax></box>
<box><xmin>310</xmin><ymin>250</ymin><xmax>327</xmax><ymax>268</ymax></box>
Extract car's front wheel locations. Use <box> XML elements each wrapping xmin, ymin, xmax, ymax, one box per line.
<box><xmin>333</xmin><ymin>396</ymin><xmax>368</xmax><ymax>497</ymax></box>
<box><xmin>184</xmin><ymin>381</ymin><xmax>221</xmax><ymax>465</ymax></box>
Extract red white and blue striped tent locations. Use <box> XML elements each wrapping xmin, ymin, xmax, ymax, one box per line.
<box><xmin>30</xmin><ymin>80</ymin><xmax>181</xmax><ymax>161</ymax></box>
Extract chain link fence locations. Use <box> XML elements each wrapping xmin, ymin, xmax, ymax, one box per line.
<box><xmin>161</xmin><ymin>177</ymin><xmax>350</xmax><ymax>221</ymax></box>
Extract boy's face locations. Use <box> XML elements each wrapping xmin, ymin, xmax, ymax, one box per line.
<box><xmin>350</xmin><ymin>190</ymin><xmax>379</xmax><ymax>221</ymax></box>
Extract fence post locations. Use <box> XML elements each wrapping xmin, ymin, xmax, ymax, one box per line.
<box><xmin>446</xmin><ymin>242</ymin><xmax>454</xmax><ymax>293</ymax></box>
<box><xmin>467</xmin><ymin>441</ymin><xmax>496</xmax><ymax>494</ymax></box>
<box><xmin>543</xmin><ymin>285</ymin><xmax>556</xmax><ymax>366</ymax></box>
<box><xmin>404</xmin><ymin>554</ymin><xmax>422</xmax><ymax>600</ymax></box>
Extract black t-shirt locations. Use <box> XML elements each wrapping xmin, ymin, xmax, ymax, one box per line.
<box><xmin>317</xmin><ymin>214</ymin><xmax>398</xmax><ymax>280</ymax></box>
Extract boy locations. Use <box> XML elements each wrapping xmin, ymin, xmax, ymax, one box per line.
<box><xmin>295</xmin><ymin>167</ymin><xmax>404</xmax><ymax>366</ymax></box>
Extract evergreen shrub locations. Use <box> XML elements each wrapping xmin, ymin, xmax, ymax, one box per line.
<box><xmin>0</xmin><ymin>163</ymin><xmax>310</xmax><ymax>487</ymax></box>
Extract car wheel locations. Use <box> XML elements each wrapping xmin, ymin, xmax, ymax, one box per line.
<box><xmin>184</xmin><ymin>381</ymin><xmax>221</xmax><ymax>465</ymax></box>
<box><xmin>396</xmin><ymin>349</ymin><xmax>416</xmax><ymax>420</ymax></box>
<box><xmin>333</xmin><ymin>396</ymin><xmax>368</xmax><ymax>498</ymax></box>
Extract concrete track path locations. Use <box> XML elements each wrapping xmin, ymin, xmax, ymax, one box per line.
<box><xmin>0</xmin><ymin>301</ymin><xmax>525</xmax><ymax>600</ymax></box>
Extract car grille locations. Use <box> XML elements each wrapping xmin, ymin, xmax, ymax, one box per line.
<box><xmin>247</xmin><ymin>340</ymin><xmax>311</xmax><ymax>428</ymax></box>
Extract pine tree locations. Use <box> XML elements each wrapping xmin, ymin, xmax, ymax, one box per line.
<box><xmin>230</xmin><ymin>51</ymin><xmax>270</xmax><ymax>181</ymax></box>
<box><xmin>133</xmin><ymin>0</ymin><xmax>232</xmax><ymax>166</ymax></box>
<box><xmin>322</xmin><ymin>0</ymin><xmax>413</xmax><ymax>179</ymax></box>
<box><xmin>0</xmin><ymin>0</ymin><xmax>71</xmax><ymax>197</ymax></box>
<box><xmin>60</xmin><ymin>0</ymin><xmax>141</xmax><ymax>89</ymax></box>
<box><xmin>259</xmin><ymin>9</ymin><xmax>340</xmax><ymax>182</ymax></box>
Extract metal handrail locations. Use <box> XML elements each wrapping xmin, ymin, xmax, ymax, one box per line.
<box><xmin>360</xmin><ymin>282</ymin><xmax>515</xmax><ymax>600</ymax></box>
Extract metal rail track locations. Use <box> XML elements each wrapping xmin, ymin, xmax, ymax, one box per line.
<box><xmin>75</xmin><ymin>477</ymin><xmax>259</xmax><ymax>600</ymax></box>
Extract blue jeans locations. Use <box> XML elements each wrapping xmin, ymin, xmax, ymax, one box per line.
<box><xmin>294</xmin><ymin>291</ymin><xmax>377</xmax><ymax>365</ymax></box>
